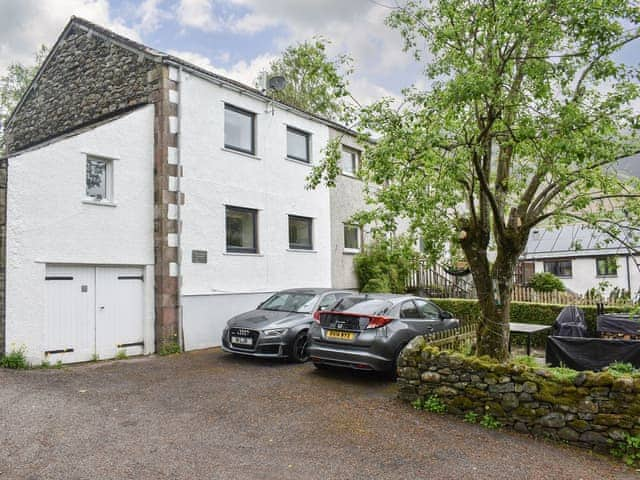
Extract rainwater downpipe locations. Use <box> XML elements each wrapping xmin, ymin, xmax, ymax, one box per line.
<box><xmin>176</xmin><ymin>65</ymin><xmax>184</xmax><ymax>351</ymax></box>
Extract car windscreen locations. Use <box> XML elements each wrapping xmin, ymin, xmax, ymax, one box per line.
<box><xmin>340</xmin><ymin>299</ymin><xmax>393</xmax><ymax>316</ymax></box>
<box><xmin>260</xmin><ymin>293</ymin><xmax>318</xmax><ymax>313</ymax></box>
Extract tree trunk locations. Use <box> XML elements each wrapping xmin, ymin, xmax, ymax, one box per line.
<box><xmin>461</xmin><ymin>227</ymin><xmax>524</xmax><ymax>361</ymax></box>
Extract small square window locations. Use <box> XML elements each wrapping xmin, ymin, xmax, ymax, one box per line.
<box><xmin>86</xmin><ymin>156</ymin><xmax>112</xmax><ymax>201</ymax></box>
<box><xmin>341</xmin><ymin>146</ymin><xmax>360</xmax><ymax>176</ymax></box>
<box><xmin>226</xmin><ymin>206</ymin><xmax>258</xmax><ymax>253</ymax></box>
<box><xmin>289</xmin><ymin>215</ymin><xmax>313</xmax><ymax>250</ymax></box>
<box><xmin>344</xmin><ymin>224</ymin><xmax>360</xmax><ymax>251</ymax></box>
<box><xmin>596</xmin><ymin>256</ymin><xmax>617</xmax><ymax>277</ymax></box>
<box><xmin>224</xmin><ymin>104</ymin><xmax>256</xmax><ymax>155</ymax></box>
<box><xmin>286</xmin><ymin>126</ymin><xmax>310</xmax><ymax>163</ymax></box>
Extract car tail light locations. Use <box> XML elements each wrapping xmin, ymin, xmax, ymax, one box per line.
<box><xmin>313</xmin><ymin>311</ymin><xmax>321</xmax><ymax>323</ymax></box>
<box><xmin>365</xmin><ymin>316</ymin><xmax>393</xmax><ymax>329</ymax></box>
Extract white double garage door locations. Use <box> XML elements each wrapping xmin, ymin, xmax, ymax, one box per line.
<box><xmin>45</xmin><ymin>265</ymin><xmax>146</xmax><ymax>363</ymax></box>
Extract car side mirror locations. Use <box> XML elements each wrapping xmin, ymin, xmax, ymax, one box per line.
<box><xmin>440</xmin><ymin>311</ymin><xmax>453</xmax><ymax>320</ymax></box>
<box><xmin>317</xmin><ymin>305</ymin><xmax>328</xmax><ymax>312</ymax></box>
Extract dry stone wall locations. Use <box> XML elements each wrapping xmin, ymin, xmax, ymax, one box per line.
<box><xmin>398</xmin><ymin>336</ymin><xmax>640</xmax><ymax>452</ymax></box>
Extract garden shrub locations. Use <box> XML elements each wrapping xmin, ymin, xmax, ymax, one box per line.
<box><xmin>354</xmin><ymin>236</ymin><xmax>418</xmax><ymax>293</ymax></box>
<box><xmin>0</xmin><ymin>345</ymin><xmax>29</xmax><ymax>369</ymax></box>
<box><xmin>528</xmin><ymin>272</ymin><xmax>565</xmax><ymax>292</ymax></box>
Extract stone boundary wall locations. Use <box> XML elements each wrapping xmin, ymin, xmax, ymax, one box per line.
<box><xmin>398</xmin><ymin>336</ymin><xmax>640</xmax><ymax>452</ymax></box>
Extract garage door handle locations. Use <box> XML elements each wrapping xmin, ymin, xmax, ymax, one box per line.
<box><xmin>99</xmin><ymin>306</ymin><xmax>105</xmax><ymax>310</ymax></box>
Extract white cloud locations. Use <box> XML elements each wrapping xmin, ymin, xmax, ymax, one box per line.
<box><xmin>136</xmin><ymin>0</ymin><xmax>170</xmax><ymax>34</ymax></box>
<box><xmin>224</xmin><ymin>0</ymin><xmax>414</xmax><ymax>104</ymax></box>
<box><xmin>168</xmin><ymin>49</ymin><xmax>276</xmax><ymax>87</ymax></box>
<box><xmin>0</xmin><ymin>0</ymin><xmax>140</xmax><ymax>75</ymax></box>
<box><xmin>176</xmin><ymin>0</ymin><xmax>220</xmax><ymax>32</ymax></box>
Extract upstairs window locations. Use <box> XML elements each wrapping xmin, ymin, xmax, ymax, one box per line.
<box><xmin>226</xmin><ymin>206</ymin><xmax>258</xmax><ymax>253</ymax></box>
<box><xmin>224</xmin><ymin>104</ymin><xmax>256</xmax><ymax>155</ymax></box>
<box><xmin>86</xmin><ymin>156</ymin><xmax>113</xmax><ymax>201</ymax></box>
<box><xmin>289</xmin><ymin>215</ymin><xmax>313</xmax><ymax>250</ymax></box>
<box><xmin>543</xmin><ymin>259</ymin><xmax>572</xmax><ymax>278</ymax></box>
<box><xmin>596</xmin><ymin>256</ymin><xmax>618</xmax><ymax>277</ymax></box>
<box><xmin>341</xmin><ymin>146</ymin><xmax>360</xmax><ymax>176</ymax></box>
<box><xmin>286</xmin><ymin>127</ymin><xmax>310</xmax><ymax>163</ymax></box>
<box><xmin>344</xmin><ymin>224</ymin><xmax>361</xmax><ymax>251</ymax></box>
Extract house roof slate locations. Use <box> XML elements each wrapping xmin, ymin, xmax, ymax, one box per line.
<box><xmin>521</xmin><ymin>224</ymin><xmax>639</xmax><ymax>260</ymax></box>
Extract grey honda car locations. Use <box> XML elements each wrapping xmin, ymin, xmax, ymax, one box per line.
<box><xmin>307</xmin><ymin>294</ymin><xmax>459</xmax><ymax>373</ymax></box>
<box><xmin>221</xmin><ymin>288</ymin><xmax>353</xmax><ymax>362</ymax></box>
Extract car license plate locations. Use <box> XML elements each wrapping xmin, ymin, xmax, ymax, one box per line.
<box><xmin>231</xmin><ymin>336</ymin><xmax>253</xmax><ymax>345</ymax></box>
<box><xmin>326</xmin><ymin>330</ymin><xmax>355</xmax><ymax>340</ymax></box>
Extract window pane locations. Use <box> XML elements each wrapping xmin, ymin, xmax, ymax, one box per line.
<box><xmin>415</xmin><ymin>299</ymin><xmax>441</xmax><ymax>320</ymax></box>
<box><xmin>344</xmin><ymin>224</ymin><xmax>359</xmax><ymax>249</ymax></box>
<box><xmin>287</xmin><ymin>128</ymin><xmax>309</xmax><ymax>162</ymax></box>
<box><xmin>226</xmin><ymin>207</ymin><xmax>256</xmax><ymax>252</ymax></box>
<box><xmin>341</xmin><ymin>147</ymin><xmax>358</xmax><ymax>175</ymax></box>
<box><xmin>544</xmin><ymin>260</ymin><xmax>572</xmax><ymax>277</ymax></box>
<box><xmin>289</xmin><ymin>216</ymin><xmax>312</xmax><ymax>250</ymax></box>
<box><xmin>596</xmin><ymin>257</ymin><xmax>617</xmax><ymax>276</ymax></box>
<box><xmin>86</xmin><ymin>158</ymin><xmax>107</xmax><ymax>199</ymax></box>
<box><xmin>224</xmin><ymin>105</ymin><xmax>254</xmax><ymax>153</ymax></box>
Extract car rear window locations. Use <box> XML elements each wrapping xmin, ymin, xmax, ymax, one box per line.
<box><xmin>340</xmin><ymin>299</ymin><xmax>393</xmax><ymax>316</ymax></box>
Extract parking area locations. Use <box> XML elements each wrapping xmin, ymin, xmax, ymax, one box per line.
<box><xmin>0</xmin><ymin>349</ymin><xmax>634</xmax><ymax>480</ymax></box>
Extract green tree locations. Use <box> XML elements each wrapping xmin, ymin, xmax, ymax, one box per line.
<box><xmin>0</xmin><ymin>45</ymin><xmax>48</xmax><ymax>152</ymax></box>
<box><xmin>259</xmin><ymin>38</ymin><xmax>353</xmax><ymax>119</ymax></box>
<box><xmin>310</xmin><ymin>0</ymin><xmax>640</xmax><ymax>360</ymax></box>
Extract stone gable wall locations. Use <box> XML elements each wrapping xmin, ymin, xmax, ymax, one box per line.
<box><xmin>5</xmin><ymin>24</ymin><xmax>157</xmax><ymax>153</ymax></box>
<box><xmin>398</xmin><ymin>337</ymin><xmax>640</xmax><ymax>453</ymax></box>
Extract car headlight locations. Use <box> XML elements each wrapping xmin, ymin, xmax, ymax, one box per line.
<box><xmin>262</xmin><ymin>328</ymin><xmax>288</xmax><ymax>337</ymax></box>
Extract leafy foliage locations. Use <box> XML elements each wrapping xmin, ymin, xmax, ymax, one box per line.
<box><xmin>480</xmin><ymin>414</ymin><xmax>501</xmax><ymax>430</ymax></box>
<box><xmin>611</xmin><ymin>434</ymin><xmax>640</xmax><ymax>467</ymax></box>
<box><xmin>158</xmin><ymin>341</ymin><xmax>181</xmax><ymax>356</ymax></box>
<box><xmin>547</xmin><ymin>366</ymin><xmax>579</xmax><ymax>383</ymax></box>
<box><xmin>412</xmin><ymin>395</ymin><xmax>447</xmax><ymax>413</ymax></box>
<box><xmin>0</xmin><ymin>45</ymin><xmax>48</xmax><ymax>153</ymax></box>
<box><xmin>528</xmin><ymin>272</ymin><xmax>566</xmax><ymax>292</ymax></box>
<box><xmin>310</xmin><ymin>0</ymin><xmax>640</xmax><ymax>360</ymax></box>
<box><xmin>513</xmin><ymin>355</ymin><xmax>539</xmax><ymax>368</ymax></box>
<box><xmin>607</xmin><ymin>361</ymin><xmax>638</xmax><ymax>377</ymax></box>
<box><xmin>463</xmin><ymin>411</ymin><xmax>480</xmax><ymax>423</ymax></box>
<box><xmin>0</xmin><ymin>345</ymin><xmax>29</xmax><ymax>369</ymax></box>
<box><xmin>354</xmin><ymin>235</ymin><xmax>419</xmax><ymax>293</ymax></box>
<box><xmin>259</xmin><ymin>38</ymin><xmax>353</xmax><ymax>119</ymax></box>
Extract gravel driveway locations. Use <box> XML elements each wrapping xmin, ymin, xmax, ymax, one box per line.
<box><xmin>0</xmin><ymin>349</ymin><xmax>635</xmax><ymax>479</ymax></box>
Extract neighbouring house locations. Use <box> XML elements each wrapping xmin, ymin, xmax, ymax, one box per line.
<box><xmin>0</xmin><ymin>17</ymin><xmax>378</xmax><ymax>364</ymax></box>
<box><xmin>519</xmin><ymin>224</ymin><xmax>640</xmax><ymax>296</ymax></box>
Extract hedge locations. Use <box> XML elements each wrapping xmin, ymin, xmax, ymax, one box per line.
<box><xmin>433</xmin><ymin>298</ymin><xmax>635</xmax><ymax>347</ymax></box>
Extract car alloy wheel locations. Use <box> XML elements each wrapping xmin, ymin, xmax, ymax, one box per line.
<box><xmin>291</xmin><ymin>330</ymin><xmax>310</xmax><ymax>363</ymax></box>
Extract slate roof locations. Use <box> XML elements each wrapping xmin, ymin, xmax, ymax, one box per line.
<box><xmin>521</xmin><ymin>224</ymin><xmax>639</xmax><ymax>260</ymax></box>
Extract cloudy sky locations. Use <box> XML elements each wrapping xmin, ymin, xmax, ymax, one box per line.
<box><xmin>0</xmin><ymin>0</ymin><xmax>423</xmax><ymax>105</ymax></box>
<box><xmin>0</xmin><ymin>0</ymin><xmax>637</xmax><ymax>108</ymax></box>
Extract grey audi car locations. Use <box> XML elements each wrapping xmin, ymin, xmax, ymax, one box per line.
<box><xmin>221</xmin><ymin>288</ymin><xmax>353</xmax><ymax>362</ymax></box>
<box><xmin>307</xmin><ymin>294</ymin><xmax>459</xmax><ymax>373</ymax></box>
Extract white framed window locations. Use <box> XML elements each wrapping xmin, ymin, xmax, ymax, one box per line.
<box><xmin>343</xmin><ymin>224</ymin><xmax>361</xmax><ymax>252</ymax></box>
<box><xmin>86</xmin><ymin>155</ymin><xmax>114</xmax><ymax>202</ymax></box>
<box><xmin>341</xmin><ymin>146</ymin><xmax>360</xmax><ymax>176</ymax></box>
<box><xmin>286</xmin><ymin>126</ymin><xmax>311</xmax><ymax>163</ymax></box>
<box><xmin>226</xmin><ymin>206</ymin><xmax>258</xmax><ymax>253</ymax></box>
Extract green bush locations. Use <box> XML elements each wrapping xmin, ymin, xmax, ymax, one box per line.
<box><xmin>433</xmin><ymin>298</ymin><xmax>635</xmax><ymax>348</ymax></box>
<box><xmin>528</xmin><ymin>272</ymin><xmax>565</xmax><ymax>292</ymax></box>
<box><xmin>0</xmin><ymin>345</ymin><xmax>29</xmax><ymax>369</ymax></box>
<box><xmin>158</xmin><ymin>341</ymin><xmax>181</xmax><ymax>356</ymax></box>
<box><xmin>354</xmin><ymin>236</ymin><xmax>418</xmax><ymax>294</ymax></box>
<box><xmin>612</xmin><ymin>434</ymin><xmax>640</xmax><ymax>467</ymax></box>
<box><xmin>412</xmin><ymin>395</ymin><xmax>447</xmax><ymax>413</ymax></box>
<box><xmin>607</xmin><ymin>362</ymin><xmax>637</xmax><ymax>377</ymax></box>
